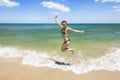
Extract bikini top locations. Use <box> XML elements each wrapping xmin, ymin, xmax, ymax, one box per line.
<box><xmin>61</xmin><ymin>28</ymin><xmax>67</xmax><ymax>34</ymax></box>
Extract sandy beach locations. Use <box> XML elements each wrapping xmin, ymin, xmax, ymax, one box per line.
<box><xmin>0</xmin><ymin>58</ymin><xmax>120</xmax><ymax>80</ymax></box>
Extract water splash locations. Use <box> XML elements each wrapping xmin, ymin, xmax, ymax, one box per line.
<box><xmin>0</xmin><ymin>46</ymin><xmax>120</xmax><ymax>74</ymax></box>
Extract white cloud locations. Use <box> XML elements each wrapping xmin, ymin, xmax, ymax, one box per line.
<box><xmin>50</xmin><ymin>11</ymin><xmax>60</xmax><ymax>15</ymax></box>
<box><xmin>94</xmin><ymin>0</ymin><xmax>120</xmax><ymax>12</ymax></box>
<box><xmin>94</xmin><ymin>0</ymin><xmax>99</xmax><ymax>2</ymax></box>
<box><xmin>0</xmin><ymin>0</ymin><xmax>19</xmax><ymax>7</ymax></box>
<box><xmin>113</xmin><ymin>5</ymin><xmax>120</xmax><ymax>8</ymax></box>
<box><xmin>94</xmin><ymin>0</ymin><xmax>120</xmax><ymax>3</ymax></box>
<box><xmin>113</xmin><ymin>5</ymin><xmax>120</xmax><ymax>11</ymax></box>
<box><xmin>41</xmin><ymin>1</ymin><xmax>70</xmax><ymax>12</ymax></box>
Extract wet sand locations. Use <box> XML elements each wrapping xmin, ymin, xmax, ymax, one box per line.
<box><xmin>0</xmin><ymin>58</ymin><xmax>120</xmax><ymax>80</ymax></box>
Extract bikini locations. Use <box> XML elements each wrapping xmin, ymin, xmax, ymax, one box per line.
<box><xmin>61</xmin><ymin>28</ymin><xmax>71</xmax><ymax>43</ymax></box>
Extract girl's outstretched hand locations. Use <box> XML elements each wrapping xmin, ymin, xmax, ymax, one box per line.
<box><xmin>80</xmin><ymin>30</ymin><xmax>85</xmax><ymax>34</ymax></box>
<box><xmin>54</xmin><ymin>16</ymin><xmax>57</xmax><ymax>19</ymax></box>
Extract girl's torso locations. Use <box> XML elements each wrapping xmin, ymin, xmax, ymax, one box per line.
<box><xmin>61</xmin><ymin>27</ymin><xmax>69</xmax><ymax>41</ymax></box>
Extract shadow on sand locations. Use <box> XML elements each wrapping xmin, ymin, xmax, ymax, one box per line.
<box><xmin>50</xmin><ymin>59</ymin><xmax>71</xmax><ymax>66</ymax></box>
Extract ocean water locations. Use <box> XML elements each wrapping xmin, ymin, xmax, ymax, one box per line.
<box><xmin>0</xmin><ymin>23</ymin><xmax>120</xmax><ymax>74</ymax></box>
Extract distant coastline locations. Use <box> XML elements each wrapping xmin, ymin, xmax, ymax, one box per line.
<box><xmin>0</xmin><ymin>23</ymin><xmax>120</xmax><ymax>25</ymax></box>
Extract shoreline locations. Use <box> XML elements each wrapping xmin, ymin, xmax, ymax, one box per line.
<box><xmin>0</xmin><ymin>58</ymin><xmax>120</xmax><ymax>80</ymax></box>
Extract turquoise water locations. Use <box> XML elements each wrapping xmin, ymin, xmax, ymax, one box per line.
<box><xmin>0</xmin><ymin>23</ymin><xmax>120</xmax><ymax>57</ymax></box>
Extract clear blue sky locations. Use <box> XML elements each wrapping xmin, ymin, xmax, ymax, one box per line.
<box><xmin>0</xmin><ymin>0</ymin><xmax>120</xmax><ymax>23</ymax></box>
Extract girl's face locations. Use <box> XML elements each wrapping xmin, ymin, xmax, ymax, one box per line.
<box><xmin>62</xmin><ymin>22</ymin><xmax>67</xmax><ymax>28</ymax></box>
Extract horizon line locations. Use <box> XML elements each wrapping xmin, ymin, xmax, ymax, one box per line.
<box><xmin>0</xmin><ymin>22</ymin><xmax>120</xmax><ymax>24</ymax></box>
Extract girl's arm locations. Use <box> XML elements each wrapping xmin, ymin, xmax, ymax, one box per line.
<box><xmin>54</xmin><ymin>16</ymin><xmax>63</xmax><ymax>28</ymax></box>
<box><xmin>68</xmin><ymin>27</ymin><xmax>84</xmax><ymax>33</ymax></box>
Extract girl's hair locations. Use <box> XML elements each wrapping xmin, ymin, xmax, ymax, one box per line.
<box><xmin>61</xmin><ymin>20</ymin><xmax>67</xmax><ymax>24</ymax></box>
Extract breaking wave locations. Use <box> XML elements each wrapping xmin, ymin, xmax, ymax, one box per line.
<box><xmin>0</xmin><ymin>46</ymin><xmax>120</xmax><ymax>74</ymax></box>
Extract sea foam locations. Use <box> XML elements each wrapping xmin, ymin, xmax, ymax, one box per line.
<box><xmin>0</xmin><ymin>46</ymin><xmax>120</xmax><ymax>74</ymax></box>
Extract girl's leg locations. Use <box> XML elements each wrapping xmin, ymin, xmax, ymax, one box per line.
<box><xmin>61</xmin><ymin>42</ymin><xmax>68</xmax><ymax>52</ymax></box>
<box><xmin>61</xmin><ymin>42</ymin><xmax>74</xmax><ymax>53</ymax></box>
<box><xmin>67</xmin><ymin>48</ymin><xmax>74</xmax><ymax>54</ymax></box>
